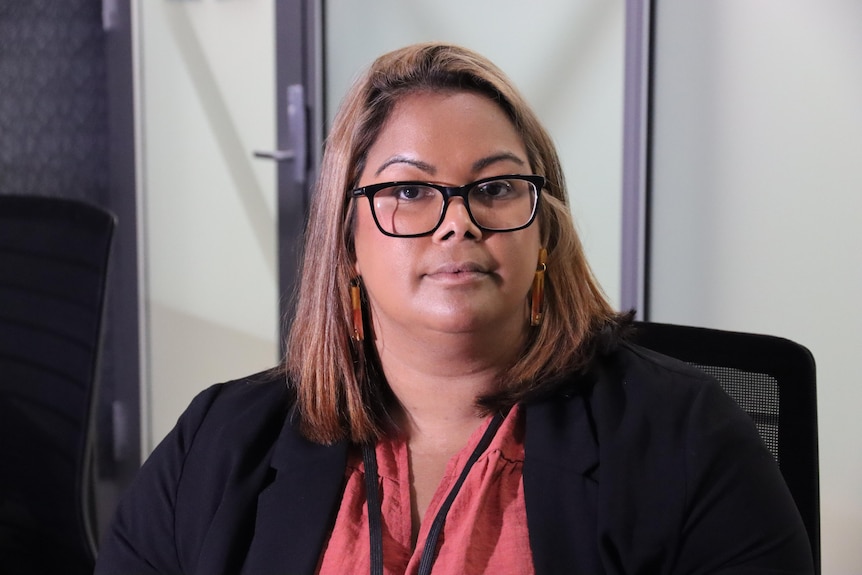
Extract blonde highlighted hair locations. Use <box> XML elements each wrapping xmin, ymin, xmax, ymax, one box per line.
<box><xmin>285</xmin><ymin>43</ymin><xmax>627</xmax><ymax>444</ymax></box>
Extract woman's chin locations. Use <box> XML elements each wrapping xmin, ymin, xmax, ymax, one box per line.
<box><xmin>417</xmin><ymin>305</ymin><xmax>527</xmax><ymax>338</ymax></box>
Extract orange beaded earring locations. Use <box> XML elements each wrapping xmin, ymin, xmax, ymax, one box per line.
<box><xmin>530</xmin><ymin>248</ymin><xmax>548</xmax><ymax>327</ymax></box>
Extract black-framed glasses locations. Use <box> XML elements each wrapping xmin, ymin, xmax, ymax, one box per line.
<box><xmin>349</xmin><ymin>174</ymin><xmax>544</xmax><ymax>238</ymax></box>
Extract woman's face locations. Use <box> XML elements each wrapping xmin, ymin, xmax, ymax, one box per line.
<box><xmin>352</xmin><ymin>90</ymin><xmax>542</xmax><ymax>343</ymax></box>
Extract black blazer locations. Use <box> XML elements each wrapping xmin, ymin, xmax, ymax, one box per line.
<box><xmin>96</xmin><ymin>344</ymin><xmax>814</xmax><ymax>574</ymax></box>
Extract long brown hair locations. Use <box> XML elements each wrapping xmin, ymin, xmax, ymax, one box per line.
<box><xmin>285</xmin><ymin>43</ymin><xmax>626</xmax><ymax>444</ymax></box>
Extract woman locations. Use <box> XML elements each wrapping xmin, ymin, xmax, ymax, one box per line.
<box><xmin>96</xmin><ymin>43</ymin><xmax>813</xmax><ymax>574</ymax></box>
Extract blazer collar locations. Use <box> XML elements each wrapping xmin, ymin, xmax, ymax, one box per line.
<box><xmin>524</xmin><ymin>367</ymin><xmax>601</xmax><ymax>474</ymax></box>
<box><xmin>241</xmin><ymin>409</ymin><xmax>349</xmax><ymax>575</ymax></box>
<box><xmin>523</xmin><ymin>364</ymin><xmax>605</xmax><ymax>573</ymax></box>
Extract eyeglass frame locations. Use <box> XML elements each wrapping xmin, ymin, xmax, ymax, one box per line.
<box><xmin>348</xmin><ymin>174</ymin><xmax>545</xmax><ymax>238</ymax></box>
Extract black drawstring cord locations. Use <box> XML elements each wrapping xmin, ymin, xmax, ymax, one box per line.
<box><xmin>362</xmin><ymin>411</ymin><xmax>506</xmax><ymax>575</ymax></box>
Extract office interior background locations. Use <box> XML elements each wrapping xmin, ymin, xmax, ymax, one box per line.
<box><xmin>1</xmin><ymin>0</ymin><xmax>860</xmax><ymax>572</ymax></box>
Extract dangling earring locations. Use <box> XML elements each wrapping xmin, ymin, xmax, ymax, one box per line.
<box><xmin>350</xmin><ymin>279</ymin><xmax>364</xmax><ymax>342</ymax></box>
<box><xmin>530</xmin><ymin>248</ymin><xmax>548</xmax><ymax>327</ymax></box>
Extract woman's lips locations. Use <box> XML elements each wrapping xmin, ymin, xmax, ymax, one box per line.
<box><xmin>424</xmin><ymin>262</ymin><xmax>491</xmax><ymax>283</ymax></box>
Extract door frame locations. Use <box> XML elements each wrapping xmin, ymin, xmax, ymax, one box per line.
<box><xmin>275</xmin><ymin>0</ymin><xmax>325</xmax><ymax>339</ymax></box>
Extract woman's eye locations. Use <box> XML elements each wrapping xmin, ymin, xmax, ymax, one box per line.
<box><xmin>392</xmin><ymin>185</ymin><xmax>431</xmax><ymax>200</ymax></box>
<box><xmin>477</xmin><ymin>181</ymin><xmax>513</xmax><ymax>198</ymax></box>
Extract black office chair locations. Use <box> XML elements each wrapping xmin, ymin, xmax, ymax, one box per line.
<box><xmin>0</xmin><ymin>195</ymin><xmax>115</xmax><ymax>574</ymax></box>
<box><xmin>631</xmin><ymin>321</ymin><xmax>820</xmax><ymax>574</ymax></box>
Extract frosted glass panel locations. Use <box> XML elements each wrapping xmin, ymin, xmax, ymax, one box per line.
<box><xmin>138</xmin><ymin>0</ymin><xmax>279</xmax><ymax>452</ymax></box>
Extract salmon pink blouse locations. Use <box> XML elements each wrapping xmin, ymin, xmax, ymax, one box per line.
<box><xmin>316</xmin><ymin>405</ymin><xmax>534</xmax><ymax>574</ymax></box>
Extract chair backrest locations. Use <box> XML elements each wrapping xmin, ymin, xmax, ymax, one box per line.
<box><xmin>0</xmin><ymin>195</ymin><xmax>115</xmax><ymax>575</ymax></box>
<box><xmin>631</xmin><ymin>321</ymin><xmax>820</xmax><ymax>574</ymax></box>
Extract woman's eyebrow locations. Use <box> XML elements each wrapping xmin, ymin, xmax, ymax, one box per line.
<box><xmin>373</xmin><ymin>151</ymin><xmax>525</xmax><ymax>178</ymax></box>
<box><xmin>472</xmin><ymin>152</ymin><xmax>526</xmax><ymax>172</ymax></box>
<box><xmin>374</xmin><ymin>156</ymin><xmax>436</xmax><ymax>177</ymax></box>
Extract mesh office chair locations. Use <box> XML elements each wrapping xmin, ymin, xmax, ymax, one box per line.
<box><xmin>632</xmin><ymin>321</ymin><xmax>820</xmax><ymax>574</ymax></box>
<box><xmin>0</xmin><ymin>195</ymin><xmax>115</xmax><ymax>574</ymax></box>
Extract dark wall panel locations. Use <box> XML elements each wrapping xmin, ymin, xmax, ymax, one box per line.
<box><xmin>0</xmin><ymin>1</ymin><xmax>108</xmax><ymax>202</ymax></box>
<box><xmin>0</xmin><ymin>0</ymin><xmax>140</xmax><ymax>540</ymax></box>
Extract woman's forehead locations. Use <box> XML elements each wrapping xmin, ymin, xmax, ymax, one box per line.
<box><xmin>359</xmin><ymin>91</ymin><xmax>527</xmax><ymax>182</ymax></box>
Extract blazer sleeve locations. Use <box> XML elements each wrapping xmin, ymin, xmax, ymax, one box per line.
<box><xmin>595</xmin><ymin>347</ymin><xmax>814</xmax><ymax>574</ymax></box>
<box><xmin>674</xmin><ymin>374</ymin><xmax>814</xmax><ymax>574</ymax></box>
<box><xmin>94</xmin><ymin>383</ymin><xmax>224</xmax><ymax>575</ymax></box>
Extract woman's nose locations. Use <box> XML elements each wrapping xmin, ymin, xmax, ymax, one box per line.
<box><xmin>432</xmin><ymin>198</ymin><xmax>483</xmax><ymax>242</ymax></box>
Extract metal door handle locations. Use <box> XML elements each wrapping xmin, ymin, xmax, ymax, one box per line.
<box><xmin>253</xmin><ymin>149</ymin><xmax>295</xmax><ymax>161</ymax></box>
<box><xmin>253</xmin><ymin>84</ymin><xmax>307</xmax><ymax>184</ymax></box>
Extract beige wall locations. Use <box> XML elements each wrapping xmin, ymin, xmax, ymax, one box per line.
<box><xmin>650</xmin><ymin>1</ymin><xmax>862</xmax><ymax>572</ymax></box>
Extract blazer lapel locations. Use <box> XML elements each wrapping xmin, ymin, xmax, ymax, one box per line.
<box><xmin>523</xmin><ymin>371</ymin><xmax>603</xmax><ymax>574</ymax></box>
<box><xmin>242</xmin><ymin>413</ymin><xmax>348</xmax><ymax>575</ymax></box>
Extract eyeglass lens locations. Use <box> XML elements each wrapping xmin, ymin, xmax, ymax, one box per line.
<box><xmin>371</xmin><ymin>178</ymin><xmax>537</xmax><ymax>236</ymax></box>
